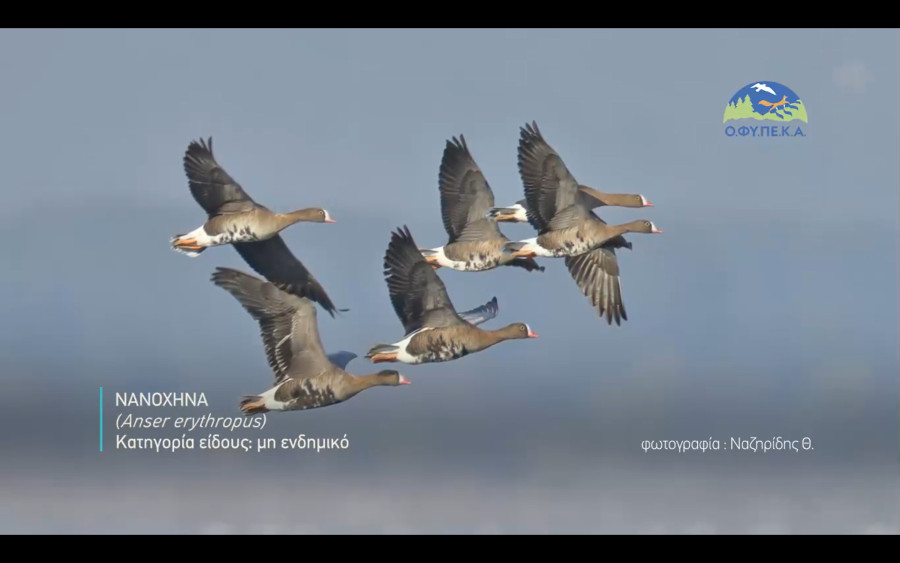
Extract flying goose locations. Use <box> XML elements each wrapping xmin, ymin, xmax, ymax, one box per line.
<box><xmin>505</xmin><ymin>122</ymin><xmax>661</xmax><ymax>325</ymax></box>
<box><xmin>173</xmin><ymin>137</ymin><xmax>343</xmax><ymax>317</ymax></box>
<box><xmin>419</xmin><ymin>135</ymin><xmax>544</xmax><ymax>273</ymax></box>
<box><xmin>171</xmin><ymin>137</ymin><xmax>335</xmax><ymax>256</ymax></box>
<box><xmin>488</xmin><ymin>189</ymin><xmax>652</xmax><ymax>224</ymax></box>
<box><xmin>366</xmin><ymin>226</ymin><xmax>537</xmax><ymax>365</ymax></box>
<box><xmin>211</xmin><ymin>267</ymin><xmax>409</xmax><ymax>416</ymax></box>
<box><xmin>505</xmin><ymin>122</ymin><xmax>661</xmax><ymax>259</ymax></box>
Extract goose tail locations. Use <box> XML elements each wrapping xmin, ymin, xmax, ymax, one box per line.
<box><xmin>239</xmin><ymin>395</ymin><xmax>269</xmax><ymax>416</ymax></box>
<box><xmin>170</xmin><ymin>234</ymin><xmax>207</xmax><ymax>257</ymax></box>
<box><xmin>365</xmin><ymin>344</ymin><xmax>400</xmax><ymax>363</ymax></box>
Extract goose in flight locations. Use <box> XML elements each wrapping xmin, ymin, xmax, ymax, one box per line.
<box><xmin>419</xmin><ymin>135</ymin><xmax>544</xmax><ymax>273</ymax></box>
<box><xmin>505</xmin><ymin>122</ymin><xmax>661</xmax><ymax>325</ymax></box>
<box><xmin>172</xmin><ymin>137</ymin><xmax>343</xmax><ymax>317</ymax></box>
<box><xmin>367</xmin><ymin>226</ymin><xmax>538</xmax><ymax>365</ymax></box>
<box><xmin>211</xmin><ymin>267</ymin><xmax>409</xmax><ymax>416</ymax></box>
<box><xmin>171</xmin><ymin>137</ymin><xmax>335</xmax><ymax>256</ymax></box>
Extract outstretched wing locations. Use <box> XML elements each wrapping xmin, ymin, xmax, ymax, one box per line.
<box><xmin>457</xmin><ymin>296</ymin><xmax>499</xmax><ymax>326</ymax></box>
<box><xmin>383</xmin><ymin>225</ymin><xmax>464</xmax><ymax>334</ymax></box>
<box><xmin>517</xmin><ymin>121</ymin><xmax>587</xmax><ymax>233</ymax></box>
<box><xmin>232</xmin><ymin>235</ymin><xmax>341</xmax><ymax>318</ymax></box>
<box><xmin>183</xmin><ymin>137</ymin><xmax>258</xmax><ymax>217</ymax></box>
<box><xmin>326</xmin><ymin>351</ymin><xmax>358</xmax><ymax>370</ymax></box>
<box><xmin>563</xmin><ymin>239</ymin><xmax>629</xmax><ymax>326</ymax></box>
<box><xmin>439</xmin><ymin>135</ymin><xmax>504</xmax><ymax>243</ymax></box>
<box><xmin>210</xmin><ymin>267</ymin><xmax>333</xmax><ymax>384</ymax></box>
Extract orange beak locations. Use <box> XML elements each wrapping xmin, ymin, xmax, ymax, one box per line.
<box><xmin>325</xmin><ymin>218</ymin><xmax>336</xmax><ymax>223</ymax></box>
<box><xmin>527</xmin><ymin>330</ymin><xmax>539</xmax><ymax>338</ymax></box>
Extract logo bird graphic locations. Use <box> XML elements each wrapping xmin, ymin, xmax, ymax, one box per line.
<box><xmin>751</xmin><ymin>83</ymin><xmax>777</xmax><ymax>96</ymax></box>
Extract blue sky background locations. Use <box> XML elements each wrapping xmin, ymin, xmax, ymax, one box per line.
<box><xmin>0</xmin><ymin>28</ymin><xmax>897</xmax><ymax>533</ymax></box>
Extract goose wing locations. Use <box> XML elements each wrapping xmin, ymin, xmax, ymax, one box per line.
<box><xmin>517</xmin><ymin>121</ymin><xmax>592</xmax><ymax>232</ymax></box>
<box><xmin>232</xmin><ymin>236</ymin><xmax>341</xmax><ymax>318</ymax></box>
<box><xmin>183</xmin><ymin>137</ymin><xmax>258</xmax><ymax>217</ymax></box>
<box><xmin>383</xmin><ymin>225</ymin><xmax>465</xmax><ymax>334</ymax></box>
<box><xmin>439</xmin><ymin>135</ymin><xmax>505</xmax><ymax>243</ymax></box>
<box><xmin>563</xmin><ymin>237</ymin><xmax>631</xmax><ymax>326</ymax></box>
<box><xmin>211</xmin><ymin>267</ymin><xmax>333</xmax><ymax>384</ymax></box>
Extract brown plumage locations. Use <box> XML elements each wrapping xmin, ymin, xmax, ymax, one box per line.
<box><xmin>564</xmin><ymin>235</ymin><xmax>632</xmax><ymax>326</ymax></box>
<box><xmin>578</xmin><ymin>188</ymin><xmax>652</xmax><ymax>209</ymax></box>
<box><xmin>488</xmin><ymin>187</ymin><xmax>652</xmax><ymax>223</ymax></box>
<box><xmin>510</xmin><ymin>121</ymin><xmax>661</xmax><ymax>257</ymax></box>
<box><xmin>420</xmin><ymin>135</ymin><xmax>544</xmax><ymax>273</ymax></box>
<box><xmin>172</xmin><ymin>137</ymin><xmax>343</xmax><ymax>317</ymax></box>
<box><xmin>211</xmin><ymin>267</ymin><xmax>409</xmax><ymax>415</ymax></box>
<box><xmin>173</xmin><ymin>137</ymin><xmax>335</xmax><ymax>246</ymax></box>
<box><xmin>505</xmin><ymin>121</ymin><xmax>661</xmax><ymax>324</ymax></box>
<box><xmin>367</xmin><ymin>226</ymin><xmax>538</xmax><ymax>365</ymax></box>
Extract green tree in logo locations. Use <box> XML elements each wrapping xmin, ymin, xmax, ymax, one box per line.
<box><xmin>722</xmin><ymin>95</ymin><xmax>756</xmax><ymax>122</ymax></box>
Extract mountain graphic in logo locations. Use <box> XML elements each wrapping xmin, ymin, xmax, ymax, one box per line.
<box><xmin>723</xmin><ymin>81</ymin><xmax>808</xmax><ymax>124</ymax></box>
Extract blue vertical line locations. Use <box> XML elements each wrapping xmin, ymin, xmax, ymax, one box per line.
<box><xmin>99</xmin><ymin>387</ymin><xmax>103</xmax><ymax>452</ymax></box>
